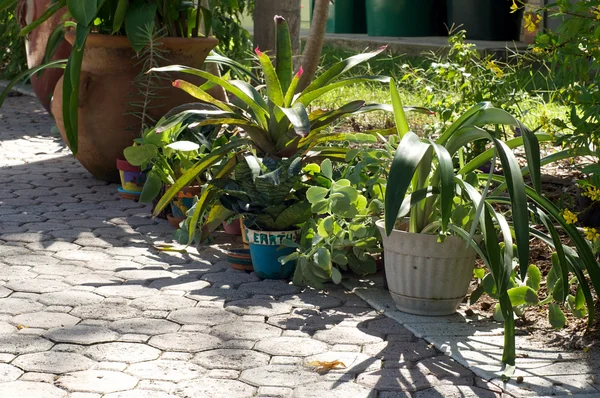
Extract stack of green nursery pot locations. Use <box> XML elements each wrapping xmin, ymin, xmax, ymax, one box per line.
<box><xmin>146</xmin><ymin>16</ymin><xmax>393</xmax><ymax>279</ymax></box>
<box><xmin>366</xmin><ymin>0</ymin><xmax>444</xmax><ymax>37</ymax></box>
<box><xmin>379</xmin><ymin>79</ymin><xmax>600</xmax><ymax>373</ymax></box>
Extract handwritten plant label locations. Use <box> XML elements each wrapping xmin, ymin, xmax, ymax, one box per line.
<box><xmin>245</xmin><ymin>229</ymin><xmax>299</xmax><ymax>246</ymax></box>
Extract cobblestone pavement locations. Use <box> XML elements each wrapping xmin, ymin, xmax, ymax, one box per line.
<box><xmin>0</xmin><ymin>95</ymin><xmax>511</xmax><ymax>397</ymax></box>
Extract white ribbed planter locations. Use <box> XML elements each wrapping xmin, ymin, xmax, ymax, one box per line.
<box><xmin>376</xmin><ymin>220</ymin><xmax>478</xmax><ymax>316</ymax></box>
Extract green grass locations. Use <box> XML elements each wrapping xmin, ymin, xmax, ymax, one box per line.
<box><xmin>311</xmin><ymin>43</ymin><xmax>570</xmax><ymax>137</ymax></box>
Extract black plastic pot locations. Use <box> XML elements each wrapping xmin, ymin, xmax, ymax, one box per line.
<box><xmin>446</xmin><ymin>0</ymin><xmax>524</xmax><ymax>41</ymax></box>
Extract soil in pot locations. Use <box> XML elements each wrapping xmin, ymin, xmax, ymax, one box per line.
<box><xmin>52</xmin><ymin>33</ymin><xmax>218</xmax><ymax>182</ymax></box>
<box><xmin>245</xmin><ymin>227</ymin><xmax>299</xmax><ymax>279</ymax></box>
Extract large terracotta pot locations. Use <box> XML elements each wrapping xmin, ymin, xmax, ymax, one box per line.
<box><xmin>52</xmin><ymin>33</ymin><xmax>218</xmax><ymax>182</ymax></box>
<box><xmin>18</xmin><ymin>0</ymin><xmax>71</xmax><ymax>112</ymax></box>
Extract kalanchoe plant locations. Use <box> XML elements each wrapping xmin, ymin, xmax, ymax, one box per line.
<box><xmin>148</xmin><ymin>15</ymin><xmax>394</xmax><ymax>243</ymax></box>
<box><xmin>216</xmin><ymin>155</ymin><xmax>312</xmax><ymax>231</ymax></box>
<box><xmin>384</xmin><ymin>79</ymin><xmax>600</xmax><ymax>374</ymax></box>
<box><xmin>280</xmin><ymin>159</ymin><xmax>383</xmax><ymax>288</ymax></box>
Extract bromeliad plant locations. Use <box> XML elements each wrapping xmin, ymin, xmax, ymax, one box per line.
<box><xmin>148</xmin><ymin>16</ymin><xmax>392</xmax><ymax>243</ymax></box>
<box><xmin>384</xmin><ymin>79</ymin><xmax>600</xmax><ymax>373</ymax></box>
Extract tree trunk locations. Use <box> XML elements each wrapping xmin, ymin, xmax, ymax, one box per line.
<box><xmin>253</xmin><ymin>0</ymin><xmax>301</xmax><ymax>54</ymax></box>
<box><xmin>298</xmin><ymin>0</ymin><xmax>329</xmax><ymax>90</ymax></box>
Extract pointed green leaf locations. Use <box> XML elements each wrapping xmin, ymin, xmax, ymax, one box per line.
<box><xmin>384</xmin><ymin>132</ymin><xmax>431</xmax><ymax>235</ymax></box>
<box><xmin>67</xmin><ymin>0</ymin><xmax>99</xmax><ymax>26</ymax></box>
<box><xmin>390</xmin><ymin>79</ymin><xmax>409</xmax><ymax>138</ymax></box>
<box><xmin>279</xmin><ymin>102</ymin><xmax>310</xmax><ymax>137</ymax></box>
<box><xmin>112</xmin><ymin>0</ymin><xmax>128</xmax><ymax>33</ymax></box>
<box><xmin>255</xmin><ymin>48</ymin><xmax>284</xmax><ymax>107</ymax></box>
<box><xmin>275</xmin><ymin>16</ymin><xmax>293</xmax><ymax>93</ymax></box>
<box><xmin>139</xmin><ymin>171</ymin><xmax>162</xmax><ymax>203</ymax></box>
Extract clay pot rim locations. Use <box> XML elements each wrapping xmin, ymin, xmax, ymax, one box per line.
<box><xmin>116</xmin><ymin>158</ymin><xmax>142</xmax><ymax>172</ymax></box>
<box><xmin>64</xmin><ymin>31</ymin><xmax>219</xmax><ymax>49</ymax></box>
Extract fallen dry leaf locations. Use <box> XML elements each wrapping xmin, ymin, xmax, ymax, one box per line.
<box><xmin>306</xmin><ymin>360</ymin><xmax>346</xmax><ymax>374</ymax></box>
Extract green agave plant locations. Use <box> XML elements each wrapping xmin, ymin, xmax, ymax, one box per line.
<box><xmin>148</xmin><ymin>16</ymin><xmax>399</xmax><ymax>243</ymax></box>
<box><xmin>384</xmin><ymin>79</ymin><xmax>599</xmax><ymax>374</ymax></box>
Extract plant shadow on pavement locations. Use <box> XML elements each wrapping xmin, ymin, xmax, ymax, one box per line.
<box><xmin>3</xmin><ymin>96</ymin><xmax>597</xmax><ymax>397</ymax></box>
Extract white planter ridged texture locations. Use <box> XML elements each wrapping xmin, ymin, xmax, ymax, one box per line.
<box><xmin>376</xmin><ymin>220</ymin><xmax>478</xmax><ymax>316</ymax></box>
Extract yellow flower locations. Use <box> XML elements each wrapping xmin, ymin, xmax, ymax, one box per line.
<box><xmin>562</xmin><ymin>209</ymin><xmax>578</xmax><ymax>225</ymax></box>
<box><xmin>486</xmin><ymin>60</ymin><xmax>504</xmax><ymax>78</ymax></box>
<box><xmin>510</xmin><ymin>0</ymin><xmax>520</xmax><ymax>13</ymax></box>
<box><xmin>524</xmin><ymin>13</ymin><xmax>542</xmax><ymax>33</ymax></box>
<box><xmin>532</xmin><ymin>46</ymin><xmax>545</xmax><ymax>56</ymax></box>
<box><xmin>584</xmin><ymin>227</ymin><xmax>600</xmax><ymax>242</ymax></box>
<box><xmin>582</xmin><ymin>186</ymin><xmax>600</xmax><ymax>202</ymax></box>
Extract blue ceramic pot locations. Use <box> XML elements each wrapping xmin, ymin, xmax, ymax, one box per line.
<box><xmin>245</xmin><ymin>227</ymin><xmax>300</xmax><ymax>279</ymax></box>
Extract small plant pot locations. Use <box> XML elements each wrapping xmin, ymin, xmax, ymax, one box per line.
<box><xmin>168</xmin><ymin>185</ymin><xmax>202</xmax><ymax>226</ymax></box>
<box><xmin>227</xmin><ymin>248</ymin><xmax>253</xmax><ymax>271</ymax></box>
<box><xmin>223</xmin><ymin>218</ymin><xmax>242</xmax><ymax>236</ymax></box>
<box><xmin>376</xmin><ymin>220</ymin><xmax>478</xmax><ymax>316</ymax></box>
<box><xmin>245</xmin><ymin>227</ymin><xmax>300</xmax><ymax>280</ymax></box>
<box><xmin>116</xmin><ymin>159</ymin><xmax>146</xmax><ymax>200</ymax></box>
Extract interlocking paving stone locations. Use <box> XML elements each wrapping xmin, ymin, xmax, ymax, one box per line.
<box><xmin>0</xmin><ymin>322</ymin><xmax>17</xmax><ymax>333</ymax></box>
<box><xmin>411</xmin><ymin>385</ymin><xmax>501</xmax><ymax>398</ymax></box>
<box><xmin>201</xmin><ymin>271</ymin><xmax>260</xmax><ymax>286</ymax></box>
<box><xmin>64</xmin><ymin>273</ymin><xmax>124</xmax><ymax>286</ymax></box>
<box><xmin>210</xmin><ymin>321</ymin><xmax>282</xmax><ymax>341</ymax></box>
<box><xmin>109</xmin><ymin>318</ymin><xmax>180</xmax><ymax>335</ymax></box>
<box><xmin>12</xmin><ymin>351</ymin><xmax>95</xmax><ymax>373</ymax></box>
<box><xmin>38</xmin><ymin>290</ymin><xmax>104</xmax><ymax>306</ymax></box>
<box><xmin>0</xmin><ymin>363</ymin><xmax>24</xmax><ymax>381</ymax></box>
<box><xmin>84</xmin><ymin>342</ymin><xmax>161</xmax><ymax>363</ymax></box>
<box><xmin>103</xmin><ymin>391</ymin><xmax>178</xmax><ymax>398</ymax></box>
<box><xmin>238</xmin><ymin>280</ymin><xmax>301</xmax><ymax>296</ymax></box>
<box><xmin>184</xmin><ymin>287</ymin><xmax>251</xmax><ymax>302</ymax></box>
<box><xmin>279</xmin><ymin>292</ymin><xmax>344</xmax><ymax>310</ymax></box>
<box><xmin>130</xmin><ymin>295</ymin><xmax>197</xmax><ymax>311</ymax></box>
<box><xmin>4</xmin><ymin>278</ymin><xmax>70</xmax><ymax>294</ymax></box>
<box><xmin>125</xmin><ymin>359</ymin><xmax>205</xmax><ymax>381</ymax></box>
<box><xmin>224</xmin><ymin>298</ymin><xmax>293</xmax><ymax>316</ymax></box>
<box><xmin>0</xmin><ymin>380</ymin><xmax>67</xmax><ymax>398</ymax></box>
<box><xmin>11</xmin><ymin>312</ymin><xmax>80</xmax><ymax>329</ymax></box>
<box><xmin>114</xmin><ymin>270</ymin><xmax>178</xmax><ymax>281</ymax></box>
<box><xmin>43</xmin><ymin>325</ymin><xmax>120</xmax><ymax>345</ymax></box>
<box><xmin>0</xmin><ymin>298</ymin><xmax>45</xmax><ymax>314</ymax></box>
<box><xmin>255</xmin><ymin>337</ymin><xmax>329</xmax><ymax>357</ymax></box>
<box><xmin>0</xmin><ymin>334</ymin><xmax>54</xmax><ymax>354</ymax></box>
<box><xmin>240</xmin><ymin>365</ymin><xmax>321</xmax><ymax>388</ymax></box>
<box><xmin>293</xmin><ymin>381</ymin><xmax>376</xmax><ymax>398</ymax></box>
<box><xmin>148</xmin><ymin>332</ymin><xmax>224</xmax><ymax>352</ymax></box>
<box><xmin>363</xmin><ymin>340</ymin><xmax>438</xmax><ymax>366</ymax></box>
<box><xmin>70</xmin><ymin>304</ymin><xmax>142</xmax><ymax>321</ymax></box>
<box><xmin>175</xmin><ymin>378</ymin><xmax>257</xmax><ymax>398</ymax></box>
<box><xmin>313</xmin><ymin>325</ymin><xmax>385</xmax><ymax>345</ymax></box>
<box><xmin>192</xmin><ymin>349</ymin><xmax>270</xmax><ymax>370</ymax></box>
<box><xmin>94</xmin><ymin>284</ymin><xmax>157</xmax><ymax>299</ymax></box>
<box><xmin>55</xmin><ymin>370</ymin><xmax>139</xmax><ymax>394</ymax></box>
<box><xmin>167</xmin><ymin>307</ymin><xmax>239</xmax><ymax>326</ymax></box>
